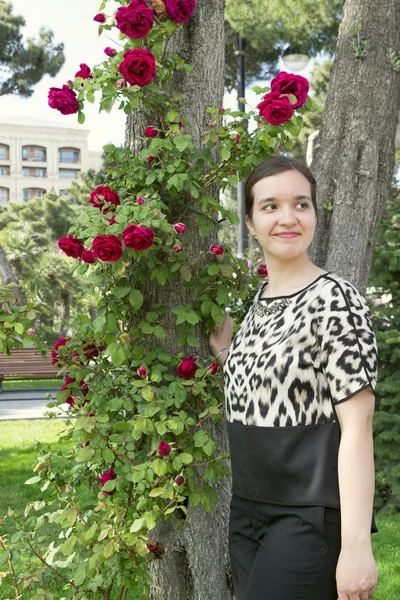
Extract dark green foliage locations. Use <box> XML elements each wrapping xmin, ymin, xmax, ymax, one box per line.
<box><xmin>224</xmin><ymin>0</ymin><xmax>341</xmax><ymax>90</ymax></box>
<box><xmin>369</xmin><ymin>168</ymin><xmax>400</xmax><ymax>512</ymax></box>
<box><xmin>0</xmin><ymin>0</ymin><xmax>65</xmax><ymax>97</ymax></box>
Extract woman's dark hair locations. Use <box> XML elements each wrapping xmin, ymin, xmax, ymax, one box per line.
<box><xmin>244</xmin><ymin>155</ymin><xmax>318</xmax><ymax>223</ymax></box>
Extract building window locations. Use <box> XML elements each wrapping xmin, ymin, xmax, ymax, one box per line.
<box><xmin>22</xmin><ymin>146</ymin><xmax>47</xmax><ymax>162</ymax></box>
<box><xmin>59</xmin><ymin>190</ymin><xmax>70</xmax><ymax>197</ymax></box>
<box><xmin>0</xmin><ymin>145</ymin><xmax>10</xmax><ymax>160</ymax></box>
<box><xmin>23</xmin><ymin>188</ymin><xmax>46</xmax><ymax>202</ymax></box>
<box><xmin>0</xmin><ymin>187</ymin><xmax>9</xmax><ymax>205</ymax></box>
<box><xmin>0</xmin><ymin>166</ymin><xmax>10</xmax><ymax>176</ymax></box>
<box><xmin>36</xmin><ymin>169</ymin><xmax>47</xmax><ymax>178</ymax></box>
<box><xmin>23</xmin><ymin>168</ymin><xmax>30</xmax><ymax>177</ymax></box>
<box><xmin>58</xmin><ymin>148</ymin><xmax>80</xmax><ymax>163</ymax></box>
<box><xmin>59</xmin><ymin>169</ymin><xmax>79</xmax><ymax>179</ymax></box>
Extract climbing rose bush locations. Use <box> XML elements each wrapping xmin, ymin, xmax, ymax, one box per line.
<box><xmin>89</xmin><ymin>185</ymin><xmax>120</xmax><ymax>211</ymax></box>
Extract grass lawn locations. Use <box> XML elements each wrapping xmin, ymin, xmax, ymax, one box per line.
<box><xmin>2</xmin><ymin>379</ymin><xmax>63</xmax><ymax>391</ymax></box>
<box><xmin>0</xmin><ymin>420</ymin><xmax>399</xmax><ymax>599</ymax></box>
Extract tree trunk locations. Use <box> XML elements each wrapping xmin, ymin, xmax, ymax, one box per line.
<box><xmin>0</xmin><ymin>242</ymin><xmax>22</xmax><ymax>300</ymax></box>
<box><xmin>309</xmin><ymin>0</ymin><xmax>400</xmax><ymax>293</ymax></box>
<box><xmin>125</xmin><ymin>1</ymin><xmax>233</xmax><ymax>598</ymax></box>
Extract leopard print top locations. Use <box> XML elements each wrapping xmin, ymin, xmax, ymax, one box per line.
<box><xmin>223</xmin><ymin>272</ymin><xmax>378</xmax><ymax>513</ymax></box>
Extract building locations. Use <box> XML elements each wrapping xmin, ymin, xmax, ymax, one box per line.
<box><xmin>0</xmin><ymin>117</ymin><xmax>103</xmax><ymax>206</ymax></box>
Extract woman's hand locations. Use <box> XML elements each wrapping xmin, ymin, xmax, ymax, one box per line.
<box><xmin>336</xmin><ymin>546</ymin><xmax>377</xmax><ymax>600</ymax></box>
<box><xmin>209</xmin><ymin>308</ymin><xmax>233</xmax><ymax>365</ymax></box>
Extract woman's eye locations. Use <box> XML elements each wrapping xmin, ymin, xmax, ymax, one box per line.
<box><xmin>262</xmin><ymin>202</ymin><xmax>308</xmax><ymax>211</ymax></box>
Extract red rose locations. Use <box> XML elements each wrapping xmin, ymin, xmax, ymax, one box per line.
<box><xmin>177</xmin><ymin>355</ymin><xmax>198</xmax><ymax>379</ymax></box>
<box><xmin>108</xmin><ymin>215</ymin><xmax>117</xmax><ymax>225</ymax></box>
<box><xmin>165</xmin><ymin>0</ymin><xmax>196</xmax><ymax>23</ymax></box>
<box><xmin>210</xmin><ymin>245</ymin><xmax>224</xmax><ymax>255</ymax></box>
<box><xmin>270</xmin><ymin>71</ymin><xmax>309</xmax><ymax>109</ymax></box>
<box><xmin>81</xmin><ymin>249</ymin><xmax>96</xmax><ymax>263</ymax></box>
<box><xmin>82</xmin><ymin>343</ymin><xmax>99</xmax><ymax>359</ymax></box>
<box><xmin>51</xmin><ymin>336</ymin><xmax>68</xmax><ymax>365</ymax></box>
<box><xmin>61</xmin><ymin>376</ymin><xmax>75</xmax><ymax>391</ymax></box>
<box><xmin>147</xmin><ymin>155</ymin><xmax>156</xmax><ymax>163</ymax></box>
<box><xmin>257</xmin><ymin>92</ymin><xmax>294</xmax><ymax>126</ymax></box>
<box><xmin>207</xmin><ymin>362</ymin><xmax>219</xmax><ymax>374</ymax></box>
<box><xmin>122</xmin><ymin>224</ymin><xmax>155</xmax><ymax>251</ymax></box>
<box><xmin>173</xmin><ymin>245</ymin><xmax>182</xmax><ymax>253</ymax></box>
<box><xmin>58</xmin><ymin>235</ymin><xmax>85</xmax><ymax>259</ymax></box>
<box><xmin>89</xmin><ymin>185</ymin><xmax>120</xmax><ymax>211</ymax></box>
<box><xmin>158</xmin><ymin>441</ymin><xmax>171</xmax><ymax>456</ymax></box>
<box><xmin>137</xmin><ymin>197</ymin><xmax>145</xmax><ymax>205</ymax></box>
<box><xmin>116</xmin><ymin>0</ymin><xmax>154</xmax><ymax>39</ymax></box>
<box><xmin>75</xmin><ymin>63</ymin><xmax>92</xmax><ymax>79</ymax></box>
<box><xmin>137</xmin><ymin>366</ymin><xmax>147</xmax><ymax>376</ymax></box>
<box><xmin>92</xmin><ymin>235</ymin><xmax>123</xmax><ymax>262</ymax></box>
<box><xmin>257</xmin><ymin>264</ymin><xmax>268</xmax><ymax>277</ymax></box>
<box><xmin>144</xmin><ymin>126</ymin><xmax>158</xmax><ymax>137</ymax></box>
<box><xmin>104</xmin><ymin>47</ymin><xmax>116</xmax><ymax>57</ymax></box>
<box><xmin>100</xmin><ymin>468</ymin><xmax>117</xmax><ymax>495</ymax></box>
<box><xmin>48</xmin><ymin>85</ymin><xmax>79</xmax><ymax>115</ymax></box>
<box><xmin>218</xmin><ymin>107</ymin><xmax>225</xmax><ymax>114</ymax></box>
<box><xmin>173</xmin><ymin>222</ymin><xmax>186</xmax><ymax>233</ymax></box>
<box><xmin>93</xmin><ymin>13</ymin><xmax>106</xmax><ymax>23</ymax></box>
<box><xmin>118</xmin><ymin>48</ymin><xmax>156</xmax><ymax>87</ymax></box>
<box><xmin>174</xmin><ymin>475</ymin><xmax>185</xmax><ymax>485</ymax></box>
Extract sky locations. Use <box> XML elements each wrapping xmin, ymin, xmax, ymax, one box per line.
<box><xmin>0</xmin><ymin>0</ymin><xmax>317</xmax><ymax>152</ymax></box>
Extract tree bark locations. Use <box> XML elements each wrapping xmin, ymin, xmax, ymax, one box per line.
<box><xmin>0</xmin><ymin>242</ymin><xmax>22</xmax><ymax>300</ymax></box>
<box><xmin>125</xmin><ymin>1</ymin><xmax>233</xmax><ymax>599</ymax></box>
<box><xmin>309</xmin><ymin>0</ymin><xmax>400</xmax><ymax>293</ymax></box>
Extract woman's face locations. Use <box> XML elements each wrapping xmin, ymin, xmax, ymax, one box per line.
<box><xmin>246</xmin><ymin>169</ymin><xmax>317</xmax><ymax>261</ymax></box>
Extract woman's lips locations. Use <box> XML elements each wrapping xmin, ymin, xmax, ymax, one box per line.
<box><xmin>275</xmin><ymin>233</ymin><xmax>300</xmax><ymax>238</ymax></box>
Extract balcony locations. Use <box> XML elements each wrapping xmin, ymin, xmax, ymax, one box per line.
<box><xmin>22</xmin><ymin>145</ymin><xmax>47</xmax><ymax>162</ymax></box>
<box><xmin>58</xmin><ymin>148</ymin><xmax>80</xmax><ymax>164</ymax></box>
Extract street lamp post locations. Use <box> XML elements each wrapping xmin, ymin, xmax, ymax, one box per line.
<box><xmin>235</xmin><ymin>34</ymin><xmax>248</xmax><ymax>255</ymax></box>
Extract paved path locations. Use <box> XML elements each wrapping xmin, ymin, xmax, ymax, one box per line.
<box><xmin>0</xmin><ymin>389</ymin><xmax>68</xmax><ymax>420</ymax></box>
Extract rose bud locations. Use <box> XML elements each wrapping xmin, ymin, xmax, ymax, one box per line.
<box><xmin>234</xmin><ymin>133</ymin><xmax>241</xmax><ymax>144</ymax></box>
<box><xmin>146</xmin><ymin>540</ymin><xmax>165</xmax><ymax>558</ymax></box>
<box><xmin>257</xmin><ymin>264</ymin><xmax>268</xmax><ymax>277</ymax></box>
<box><xmin>100</xmin><ymin>468</ymin><xmax>117</xmax><ymax>495</ymax></box>
<box><xmin>104</xmin><ymin>47</ymin><xmax>116</xmax><ymax>57</ymax></box>
<box><xmin>210</xmin><ymin>245</ymin><xmax>224</xmax><ymax>255</ymax></box>
<box><xmin>137</xmin><ymin>197</ymin><xmax>145</xmax><ymax>205</ymax></box>
<box><xmin>80</xmin><ymin>441</ymin><xmax>90</xmax><ymax>448</ymax></box>
<box><xmin>158</xmin><ymin>441</ymin><xmax>171</xmax><ymax>456</ymax></box>
<box><xmin>177</xmin><ymin>355</ymin><xmax>198</xmax><ymax>379</ymax></box>
<box><xmin>174</xmin><ymin>475</ymin><xmax>185</xmax><ymax>486</ymax></box>
<box><xmin>137</xmin><ymin>366</ymin><xmax>147</xmax><ymax>377</ymax></box>
<box><xmin>173</xmin><ymin>222</ymin><xmax>186</xmax><ymax>233</ymax></box>
<box><xmin>147</xmin><ymin>155</ymin><xmax>156</xmax><ymax>163</ymax></box>
<box><xmin>209</xmin><ymin>120</ymin><xmax>217</xmax><ymax>127</ymax></box>
<box><xmin>15</xmin><ymin>297</ymin><xmax>19</xmax><ymax>303</ymax></box>
<box><xmin>27</xmin><ymin>328</ymin><xmax>36</xmax><ymax>336</ymax></box>
<box><xmin>173</xmin><ymin>245</ymin><xmax>183</xmax><ymax>253</ymax></box>
<box><xmin>108</xmin><ymin>215</ymin><xmax>117</xmax><ymax>225</ymax></box>
<box><xmin>218</xmin><ymin>107</ymin><xmax>225</xmax><ymax>114</ymax></box>
<box><xmin>93</xmin><ymin>13</ymin><xmax>106</xmax><ymax>23</ymax></box>
<box><xmin>144</xmin><ymin>126</ymin><xmax>158</xmax><ymax>138</ymax></box>
<box><xmin>81</xmin><ymin>249</ymin><xmax>96</xmax><ymax>263</ymax></box>
<box><xmin>116</xmin><ymin>79</ymin><xmax>125</xmax><ymax>88</ymax></box>
<box><xmin>207</xmin><ymin>362</ymin><xmax>219</xmax><ymax>374</ymax></box>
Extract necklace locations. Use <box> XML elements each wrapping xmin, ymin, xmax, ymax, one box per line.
<box><xmin>253</xmin><ymin>296</ymin><xmax>291</xmax><ymax>317</ymax></box>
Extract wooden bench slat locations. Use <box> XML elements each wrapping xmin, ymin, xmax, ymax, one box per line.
<box><xmin>0</xmin><ymin>348</ymin><xmax>61</xmax><ymax>385</ymax></box>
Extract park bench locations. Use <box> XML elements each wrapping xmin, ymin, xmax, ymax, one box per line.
<box><xmin>0</xmin><ymin>348</ymin><xmax>60</xmax><ymax>391</ymax></box>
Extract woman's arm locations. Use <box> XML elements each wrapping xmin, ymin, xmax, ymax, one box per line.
<box><xmin>335</xmin><ymin>388</ymin><xmax>377</xmax><ymax>600</ymax></box>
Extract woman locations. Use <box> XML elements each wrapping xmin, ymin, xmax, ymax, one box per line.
<box><xmin>209</xmin><ymin>156</ymin><xmax>378</xmax><ymax>600</ymax></box>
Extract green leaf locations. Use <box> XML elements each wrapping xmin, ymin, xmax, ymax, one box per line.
<box><xmin>180</xmin><ymin>264</ymin><xmax>192</xmax><ymax>281</ymax></box>
<box><xmin>189</xmin><ymin>492</ymin><xmax>201</xmax><ymax>507</ymax></box>
<box><xmin>174</xmin><ymin>136</ymin><xmax>190</xmax><ymax>152</ymax></box>
<box><xmin>76</xmin><ymin>445</ymin><xmax>95</xmax><ymax>463</ymax></box>
<box><xmin>211</xmin><ymin>303</ymin><xmax>225</xmax><ymax>323</ymax></box>
<box><xmin>129</xmin><ymin>289</ymin><xmax>144</xmax><ymax>310</ymax></box>
<box><xmin>85</xmin><ymin>523</ymin><xmax>98</xmax><ymax>540</ymax></box>
<box><xmin>202</xmin><ymin>495</ymin><xmax>213</xmax><ymax>513</ymax></box>
<box><xmin>180</xmin><ymin>453</ymin><xmax>193</xmax><ymax>465</ymax></box>
<box><xmin>109</xmin><ymin>397</ymin><xmax>123</xmax><ymax>412</ymax></box>
<box><xmin>153</xmin><ymin>459</ymin><xmax>168</xmax><ymax>476</ymax></box>
<box><xmin>74</xmin><ymin>562</ymin><xmax>86</xmax><ymax>586</ymax></box>
<box><xmin>208</xmin><ymin>263</ymin><xmax>219</xmax><ymax>276</ymax></box>
<box><xmin>153</xmin><ymin>325</ymin><xmax>166</xmax><ymax>339</ymax></box>
<box><xmin>14</xmin><ymin>322</ymin><xmax>24</xmax><ymax>334</ymax></box>
<box><xmin>186</xmin><ymin>310</ymin><xmax>200</xmax><ymax>325</ymax></box>
<box><xmin>220</xmin><ymin>145</ymin><xmax>231</xmax><ymax>161</ymax></box>
<box><xmin>130</xmin><ymin>517</ymin><xmax>145</xmax><ymax>533</ymax></box>
<box><xmin>149</xmin><ymin>487</ymin><xmax>167</xmax><ymax>497</ymax></box>
<box><xmin>108</xmin><ymin>343</ymin><xmax>125</xmax><ymax>367</ymax></box>
<box><xmin>78</xmin><ymin>111</ymin><xmax>86</xmax><ymax>124</ymax></box>
<box><xmin>93</xmin><ymin>315</ymin><xmax>106</xmax><ymax>333</ymax></box>
<box><xmin>86</xmin><ymin>90</ymin><xmax>95</xmax><ymax>103</ymax></box>
<box><xmin>0</xmin><ymin>551</ymin><xmax>9</xmax><ymax>568</ymax></box>
<box><xmin>141</xmin><ymin>322</ymin><xmax>154</xmax><ymax>334</ymax></box>
<box><xmin>104</xmin><ymin>541</ymin><xmax>115</xmax><ymax>559</ymax></box>
<box><xmin>25</xmin><ymin>476</ymin><xmax>41</xmax><ymax>485</ymax></box>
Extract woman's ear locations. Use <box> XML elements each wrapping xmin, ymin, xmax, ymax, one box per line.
<box><xmin>245</xmin><ymin>217</ymin><xmax>255</xmax><ymax>237</ymax></box>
